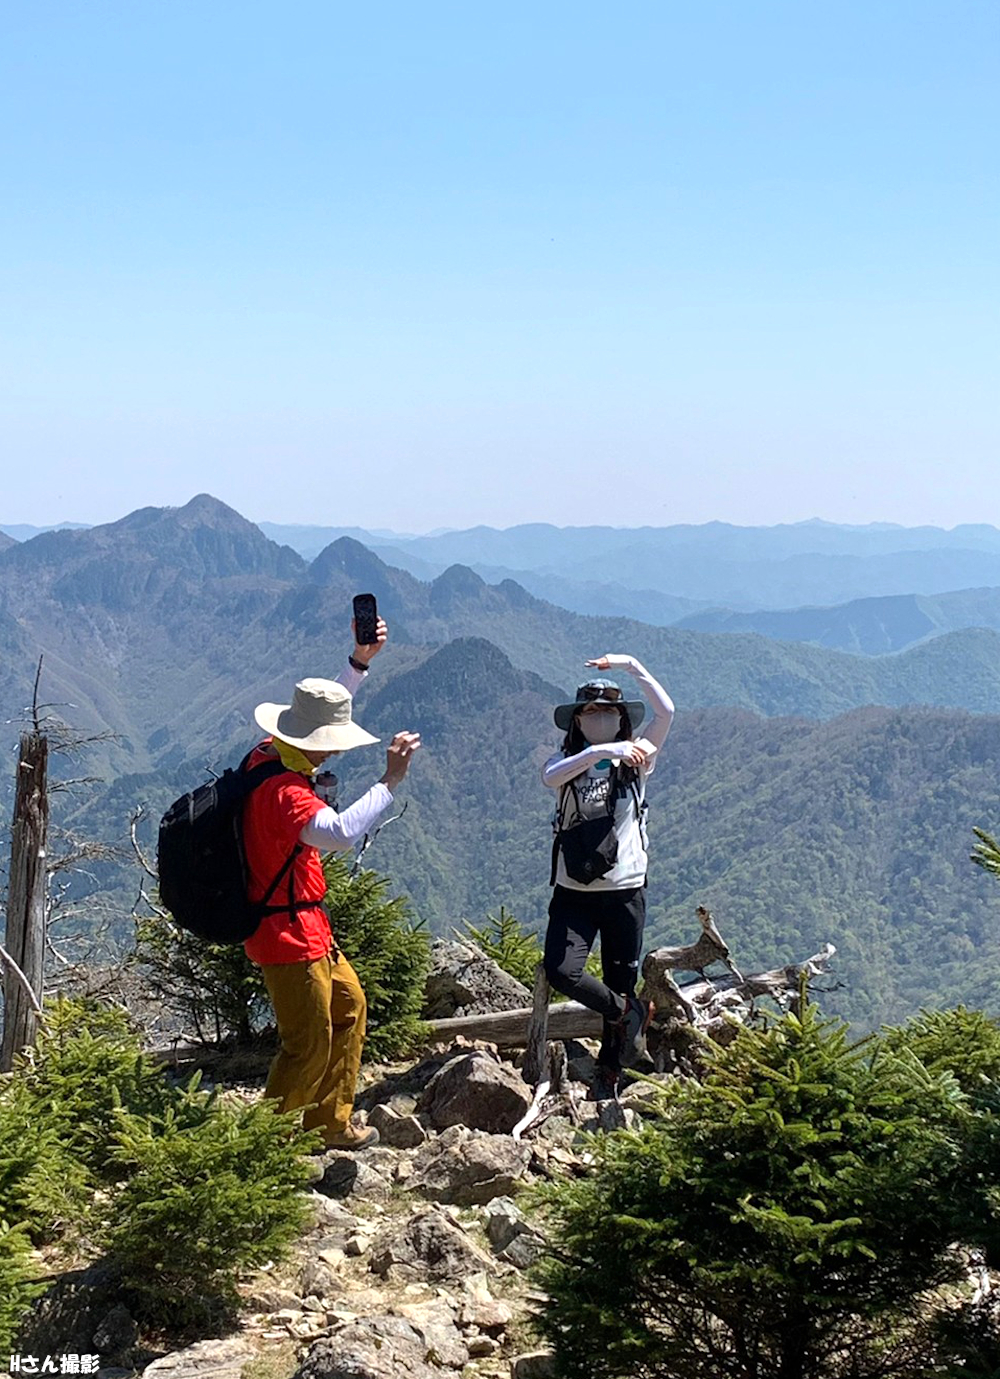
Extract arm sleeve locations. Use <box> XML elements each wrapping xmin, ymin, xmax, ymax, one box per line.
<box><xmin>541</xmin><ymin>742</ymin><xmax>634</xmax><ymax>790</ymax></box>
<box><xmin>298</xmin><ymin>783</ymin><xmax>393</xmax><ymax>851</ymax></box>
<box><xmin>605</xmin><ymin>655</ymin><xmax>675</xmax><ymax>759</ymax></box>
<box><xmin>335</xmin><ymin>662</ymin><xmax>367</xmax><ymax>696</ymax></box>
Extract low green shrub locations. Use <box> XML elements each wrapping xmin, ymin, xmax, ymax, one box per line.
<box><xmin>533</xmin><ymin>1000</ymin><xmax>974</xmax><ymax>1379</ymax></box>
<box><xmin>103</xmin><ymin>1094</ymin><xmax>314</xmax><ymax>1327</ymax></box>
<box><xmin>14</xmin><ymin>996</ymin><xmax>181</xmax><ymax>1180</ymax></box>
<box><xmin>136</xmin><ymin>857</ymin><xmax>430</xmax><ymax>1061</ymax></box>
<box><xmin>464</xmin><ymin>906</ymin><xmax>542</xmax><ymax>989</ymax></box>
<box><xmin>882</xmin><ymin>1006</ymin><xmax>1000</xmax><ymax>1102</ymax></box>
<box><xmin>132</xmin><ymin>916</ymin><xmax>269</xmax><ymax>1045</ymax></box>
<box><xmin>1</xmin><ymin>995</ymin><xmax>317</xmax><ymax>1338</ymax></box>
<box><xmin>0</xmin><ymin>1220</ymin><xmax>43</xmax><ymax>1357</ymax></box>
<box><xmin>464</xmin><ymin>905</ymin><xmax>602</xmax><ymax>995</ymax></box>
<box><xmin>0</xmin><ymin>1075</ymin><xmax>89</xmax><ymax>1240</ymax></box>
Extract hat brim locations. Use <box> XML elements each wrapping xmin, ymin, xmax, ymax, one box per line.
<box><xmin>254</xmin><ymin>702</ymin><xmax>380</xmax><ymax>752</ymax></box>
<box><xmin>553</xmin><ymin>700</ymin><xmax>646</xmax><ymax>732</ymax></box>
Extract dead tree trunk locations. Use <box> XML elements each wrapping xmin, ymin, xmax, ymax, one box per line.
<box><xmin>2</xmin><ymin>732</ymin><xmax>49</xmax><ymax>1070</ymax></box>
<box><xmin>522</xmin><ymin>963</ymin><xmax>553</xmax><ymax>1083</ymax></box>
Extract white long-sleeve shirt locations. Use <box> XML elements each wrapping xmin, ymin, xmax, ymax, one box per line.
<box><xmin>296</xmin><ymin>661</ymin><xmax>394</xmax><ymax>850</ymax></box>
<box><xmin>542</xmin><ymin>656</ymin><xmax>674</xmax><ymax>891</ymax></box>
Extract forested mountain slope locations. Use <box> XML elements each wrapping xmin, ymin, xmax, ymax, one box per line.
<box><xmin>7</xmin><ymin>496</ymin><xmax>1000</xmax><ymax>774</ymax></box>
<box><xmin>334</xmin><ymin>653</ymin><xmax>1000</xmax><ymax>1030</ymax></box>
<box><xmin>3</xmin><ymin>496</ymin><xmax>1000</xmax><ymax>1030</ymax></box>
<box><xmin>677</xmin><ymin>586</ymin><xmax>1000</xmax><ymax>654</ymax></box>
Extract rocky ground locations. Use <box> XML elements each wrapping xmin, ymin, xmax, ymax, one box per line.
<box><xmin>19</xmin><ymin>941</ymin><xmax>661</xmax><ymax>1379</ymax></box>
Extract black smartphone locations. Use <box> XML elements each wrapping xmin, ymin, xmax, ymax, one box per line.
<box><xmin>352</xmin><ymin>592</ymin><xmax>379</xmax><ymax>646</ymax></box>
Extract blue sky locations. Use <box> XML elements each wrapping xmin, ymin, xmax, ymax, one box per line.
<box><xmin>1</xmin><ymin>1</ymin><xmax>996</xmax><ymax>531</ymax></box>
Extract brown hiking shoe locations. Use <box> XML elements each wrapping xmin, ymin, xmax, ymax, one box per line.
<box><xmin>324</xmin><ymin>1123</ymin><xmax>380</xmax><ymax>1152</ymax></box>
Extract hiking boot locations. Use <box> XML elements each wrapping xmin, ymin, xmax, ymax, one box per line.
<box><xmin>587</xmin><ymin>1064</ymin><xmax>621</xmax><ymax>1103</ymax></box>
<box><xmin>324</xmin><ymin>1123</ymin><xmax>381</xmax><ymax>1152</ymax></box>
<box><xmin>617</xmin><ymin>995</ymin><xmax>655</xmax><ymax>1068</ymax></box>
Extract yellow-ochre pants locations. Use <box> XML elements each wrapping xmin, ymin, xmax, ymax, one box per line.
<box><xmin>260</xmin><ymin>950</ymin><xmax>367</xmax><ymax>1142</ymax></box>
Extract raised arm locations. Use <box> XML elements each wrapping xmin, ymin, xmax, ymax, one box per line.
<box><xmin>335</xmin><ymin>616</ymin><xmax>388</xmax><ymax>695</ymax></box>
<box><xmin>596</xmin><ymin>654</ymin><xmax>675</xmax><ymax>754</ymax></box>
<box><xmin>299</xmin><ymin>783</ymin><xmax>393</xmax><ymax>851</ymax></box>
<box><xmin>299</xmin><ymin>728</ymin><xmax>420</xmax><ymax>851</ymax></box>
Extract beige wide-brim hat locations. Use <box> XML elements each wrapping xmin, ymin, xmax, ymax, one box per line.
<box><xmin>254</xmin><ymin>678</ymin><xmax>379</xmax><ymax>752</ymax></box>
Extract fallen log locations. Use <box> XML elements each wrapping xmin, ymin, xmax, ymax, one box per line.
<box><xmin>425</xmin><ymin>999</ymin><xmax>603</xmax><ymax>1048</ymax></box>
<box><xmin>145</xmin><ymin>917</ymin><xmax>837</xmax><ymax>1071</ymax></box>
<box><xmin>423</xmin><ymin>925</ymin><xmax>837</xmax><ymax>1057</ymax></box>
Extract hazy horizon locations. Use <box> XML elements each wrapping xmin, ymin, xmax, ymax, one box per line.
<box><xmin>7</xmin><ymin>504</ymin><xmax>1000</xmax><ymax>543</ymax></box>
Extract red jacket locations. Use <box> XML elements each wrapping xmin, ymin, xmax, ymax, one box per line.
<box><xmin>242</xmin><ymin>740</ymin><xmax>331</xmax><ymax>966</ymax></box>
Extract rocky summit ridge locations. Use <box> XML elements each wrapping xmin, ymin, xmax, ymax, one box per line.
<box><xmin>19</xmin><ymin>944</ymin><xmax>621</xmax><ymax>1379</ymax></box>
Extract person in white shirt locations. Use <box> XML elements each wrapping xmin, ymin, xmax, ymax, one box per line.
<box><xmin>541</xmin><ymin>654</ymin><xmax>675</xmax><ymax>1101</ymax></box>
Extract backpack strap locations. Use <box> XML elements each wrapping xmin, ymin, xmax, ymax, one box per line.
<box><xmin>240</xmin><ymin>750</ymin><xmax>317</xmax><ymax>922</ymax></box>
<box><xmin>550</xmin><ymin>782</ymin><xmax>575</xmax><ymax>887</ymax></box>
<box><xmin>256</xmin><ymin>843</ymin><xmax>313</xmax><ymax>917</ymax></box>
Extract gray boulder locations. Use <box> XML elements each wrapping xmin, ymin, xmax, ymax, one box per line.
<box><xmin>142</xmin><ymin>1339</ymin><xmax>257</xmax><ymax>1379</ymax></box>
<box><xmin>419</xmin><ymin>1050</ymin><xmax>533</xmax><ymax>1134</ymax></box>
<box><xmin>393</xmin><ymin>1298</ymin><xmax>469</xmax><ymax>1369</ymax></box>
<box><xmin>511</xmin><ymin>1354</ymin><xmax>558</xmax><ymax>1379</ymax></box>
<box><xmin>369</xmin><ymin>1205</ymin><xmax>496</xmax><ymax>1283</ymax></box>
<box><xmin>294</xmin><ymin>1315</ymin><xmax>447</xmax><ymax>1379</ymax></box>
<box><xmin>17</xmin><ymin>1261</ymin><xmax>124</xmax><ymax>1357</ymax></box>
<box><xmin>368</xmin><ymin>1102</ymin><xmax>427</xmax><ymax>1148</ymax></box>
<box><xmin>483</xmin><ymin>1195</ymin><xmax>545</xmax><ymax>1269</ymax></box>
<box><xmin>424</xmin><ymin>938</ymin><xmax>531</xmax><ymax>1018</ymax></box>
<box><xmin>411</xmin><ymin>1125</ymin><xmax>531</xmax><ymax>1206</ymax></box>
<box><xmin>316</xmin><ymin>1152</ymin><xmax>393</xmax><ymax>1203</ymax></box>
<box><xmin>92</xmin><ymin>1305</ymin><xmax>139</xmax><ymax>1361</ymax></box>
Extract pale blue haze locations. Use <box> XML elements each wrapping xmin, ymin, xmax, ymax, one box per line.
<box><xmin>1</xmin><ymin>1</ymin><xmax>996</xmax><ymax>528</ymax></box>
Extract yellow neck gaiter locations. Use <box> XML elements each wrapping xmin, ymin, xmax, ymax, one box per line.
<box><xmin>271</xmin><ymin>736</ymin><xmax>319</xmax><ymax>777</ymax></box>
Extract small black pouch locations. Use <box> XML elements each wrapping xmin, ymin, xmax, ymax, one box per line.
<box><xmin>551</xmin><ymin>778</ymin><xmax>619</xmax><ymax>886</ymax></box>
<box><xmin>557</xmin><ymin>815</ymin><xmax>618</xmax><ymax>885</ymax></box>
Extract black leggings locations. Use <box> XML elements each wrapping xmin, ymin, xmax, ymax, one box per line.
<box><xmin>543</xmin><ymin>884</ymin><xmax>646</xmax><ymax>1069</ymax></box>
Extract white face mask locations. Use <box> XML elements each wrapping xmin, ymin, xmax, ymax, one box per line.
<box><xmin>578</xmin><ymin>710</ymin><xmax>621</xmax><ymax>745</ymax></box>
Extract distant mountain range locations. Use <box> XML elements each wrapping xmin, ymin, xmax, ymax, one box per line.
<box><xmin>675</xmin><ymin>588</ymin><xmax>1000</xmax><ymax>654</ymax></box>
<box><xmin>8</xmin><ymin>497</ymin><xmax>1000</xmax><ymax>770</ymax></box>
<box><xmin>0</xmin><ymin>522</ymin><xmax>90</xmax><ymax>543</ymax></box>
<box><xmin>260</xmin><ymin>517</ymin><xmax>1000</xmax><ymax>606</ymax></box>
<box><xmin>15</xmin><ymin>513</ymin><xmax>1000</xmax><ymax>654</ymax></box>
<box><xmin>257</xmin><ymin>517</ymin><xmax>1000</xmax><ymax>654</ymax></box>
<box><xmin>4</xmin><ymin>495</ymin><xmax>1000</xmax><ymax>1029</ymax></box>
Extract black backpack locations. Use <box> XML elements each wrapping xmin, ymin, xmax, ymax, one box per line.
<box><xmin>157</xmin><ymin>751</ymin><xmax>312</xmax><ymax>943</ymax></box>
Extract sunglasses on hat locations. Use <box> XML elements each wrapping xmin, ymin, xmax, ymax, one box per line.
<box><xmin>577</xmin><ymin>684</ymin><xmax>623</xmax><ymax>703</ymax></box>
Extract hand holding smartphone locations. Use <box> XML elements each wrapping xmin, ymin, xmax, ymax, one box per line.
<box><xmin>352</xmin><ymin>592</ymin><xmax>379</xmax><ymax>647</ymax></box>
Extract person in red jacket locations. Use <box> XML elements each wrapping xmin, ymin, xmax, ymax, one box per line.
<box><xmin>244</xmin><ymin>617</ymin><xmax>419</xmax><ymax>1150</ymax></box>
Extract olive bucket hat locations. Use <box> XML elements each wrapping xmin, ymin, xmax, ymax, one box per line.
<box><xmin>553</xmin><ymin>678</ymin><xmax>645</xmax><ymax>733</ymax></box>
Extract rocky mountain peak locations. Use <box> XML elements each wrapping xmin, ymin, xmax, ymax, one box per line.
<box><xmin>90</xmin><ymin>495</ymin><xmax>305</xmax><ymax>582</ymax></box>
<box><xmin>430</xmin><ymin>565</ymin><xmax>487</xmax><ymax>606</ymax></box>
<box><xmin>309</xmin><ymin>536</ymin><xmax>396</xmax><ymax>586</ymax></box>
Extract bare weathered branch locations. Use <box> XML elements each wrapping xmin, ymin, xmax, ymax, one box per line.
<box><xmin>350</xmin><ymin>800</ymin><xmax>409</xmax><ymax>876</ymax></box>
<box><xmin>31</xmin><ymin>655</ymin><xmax>43</xmax><ymax>734</ymax></box>
<box><xmin>0</xmin><ymin>943</ymin><xmax>46</xmax><ymax>1025</ymax></box>
<box><xmin>647</xmin><ymin>906</ymin><xmax>744</xmax><ymax>983</ymax></box>
<box><xmin>129</xmin><ymin>805</ymin><xmax>160</xmax><ymax>881</ymax></box>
